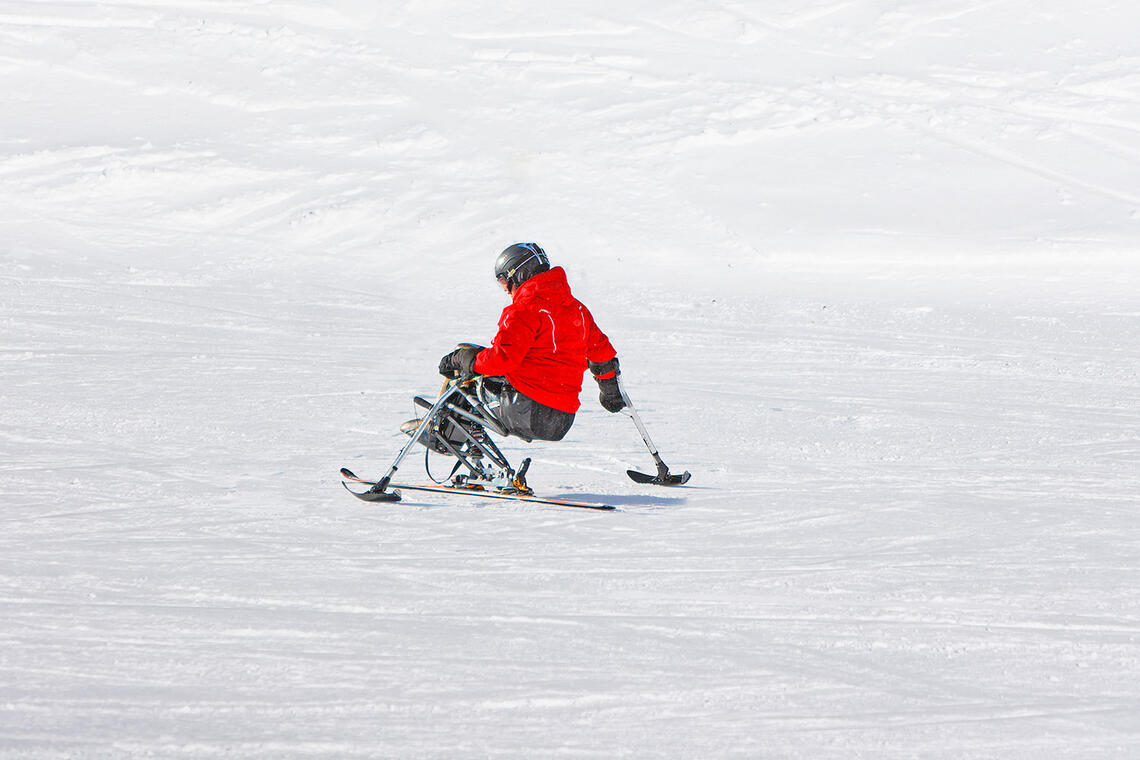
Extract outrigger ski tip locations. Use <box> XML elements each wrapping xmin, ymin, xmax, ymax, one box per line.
<box><xmin>627</xmin><ymin>466</ymin><xmax>691</xmax><ymax>486</ymax></box>
<box><xmin>342</xmin><ymin>480</ymin><xmax>402</xmax><ymax>502</ymax></box>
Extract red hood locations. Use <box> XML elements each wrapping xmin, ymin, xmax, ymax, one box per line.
<box><xmin>513</xmin><ymin>266</ymin><xmax>573</xmax><ymax>307</ymax></box>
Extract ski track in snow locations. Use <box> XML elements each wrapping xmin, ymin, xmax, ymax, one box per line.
<box><xmin>2</xmin><ymin>0</ymin><xmax>1140</xmax><ymax>758</ymax></box>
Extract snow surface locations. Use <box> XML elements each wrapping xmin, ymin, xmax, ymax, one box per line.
<box><xmin>2</xmin><ymin>0</ymin><xmax>1139</xmax><ymax>757</ymax></box>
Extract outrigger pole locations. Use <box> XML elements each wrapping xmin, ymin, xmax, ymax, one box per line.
<box><xmin>616</xmin><ymin>376</ymin><xmax>691</xmax><ymax>486</ymax></box>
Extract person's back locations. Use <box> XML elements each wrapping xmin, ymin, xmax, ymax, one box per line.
<box><xmin>477</xmin><ymin>264</ymin><xmax>613</xmax><ymax>414</ymax></box>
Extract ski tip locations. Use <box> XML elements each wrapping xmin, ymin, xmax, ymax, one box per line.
<box><xmin>627</xmin><ymin>469</ymin><xmax>691</xmax><ymax>486</ymax></box>
<box><xmin>342</xmin><ymin>481</ymin><xmax>402</xmax><ymax>502</ymax></box>
<box><xmin>340</xmin><ymin>467</ymin><xmax>357</xmax><ymax>479</ymax></box>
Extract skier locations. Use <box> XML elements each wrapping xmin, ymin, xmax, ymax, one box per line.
<box><xmin>434</xmin><ymin>242</ymin><xmax>626</xmax><ymax>444</ymax></box>
<box><xmin>341</xmin><ymin>242</ymin><xmax>689</xmax><ymax>505</ymax></box>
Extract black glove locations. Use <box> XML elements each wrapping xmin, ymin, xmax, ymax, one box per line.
<box><xmin>589</xmin><ymin>357</ymin><xmax>626</xmax><ymax>413</ymax></box>
<box><xmin>597</xmin><ymin>376</ymin><xmax>625</xmax><ymax>413</ymax></box>
<box><xmin>439</xmin><ymin>345</ymin><xmax>482</xmax><ymax>379</ymax></box>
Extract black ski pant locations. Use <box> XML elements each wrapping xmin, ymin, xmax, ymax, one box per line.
<box><xmin>486</xmin><ymin>379</ymin><xmax>575</xmax><ymax>443</ymax></box>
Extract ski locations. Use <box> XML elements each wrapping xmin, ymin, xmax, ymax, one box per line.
<box><xmin>340</xmin><ymin>468</ymin><xmax>615</xmax><ymax>511</ymax></box>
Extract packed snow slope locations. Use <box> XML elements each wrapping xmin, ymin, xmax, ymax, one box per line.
<box><xmin>2</xmin><ymin>1</ymin><xmax>1139</xmax><ymax>758</ymax></box>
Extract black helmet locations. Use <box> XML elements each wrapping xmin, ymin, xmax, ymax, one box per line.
<box><xmin>494</xmin><ymin>243</ymin><xmax>550</xmax><ymax>290</ymax></box>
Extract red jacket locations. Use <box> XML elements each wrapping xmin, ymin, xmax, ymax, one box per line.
<box><xmin>473</xmin><ymin>267</ymin><xmax>617</xmax><ymax>414</ymax></box>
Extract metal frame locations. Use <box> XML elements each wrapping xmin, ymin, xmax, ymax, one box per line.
<box><xmin>370</xmin><ymin>377</ymin><xmax>525</xmax><ymax>495</ymax></box>
<box><xmin>367</xmin><ymin>383</ymin><xmax>463</xmax><ymax>494</ymax></box>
